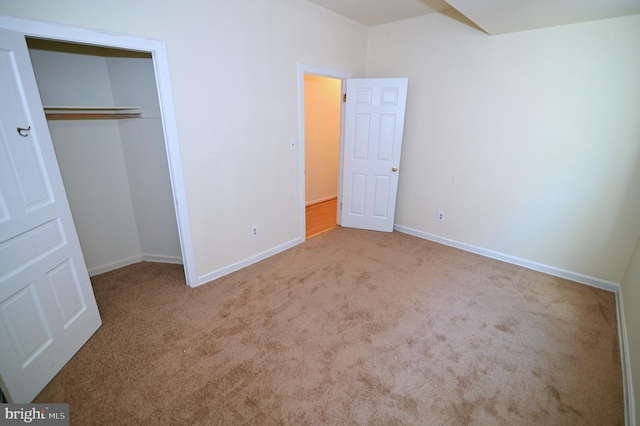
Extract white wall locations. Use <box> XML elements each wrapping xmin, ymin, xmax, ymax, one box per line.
<box><xmin>304</xmin><ymin>74</ymin><xmax>341</xmax><ymax>205</ymax></box>
<box><xmin>27</xmin><ymin>44</ymin><xmax>143</xmax><ymax>272</ymax></box>
<box><xmin>107</xmin><ymin>55</ymin><xmax>182</xmax><ymax>262</ymax></box>
<box><xmin>367</xmin><ymin>11</ymin><xmax>640</xmax><ymax>283</ymax></box>
<box><xmin>0</xmin><ymin>0</ymin><xmax>369</xmax><ymax>279</ymax></box>
<box><xmin>46</xmin><ymin>120</ymin><xmax>143</xmax><ymax>271</ymax></box>
<box><xmin>622</xmin><ymin>235</ymin><xmax>640</xmax><ymax>420</ymax></box>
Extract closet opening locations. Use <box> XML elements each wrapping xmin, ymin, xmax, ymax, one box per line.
<box><xmin>26</xmin><ymin>38</ymin><xmax>183</xmax><ymax>278</ymax></box>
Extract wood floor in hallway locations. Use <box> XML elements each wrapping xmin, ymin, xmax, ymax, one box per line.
<box><xmin>306</xmin><ymin>198</ymin><xmax>337</xmax><ymax>239</ymax></box>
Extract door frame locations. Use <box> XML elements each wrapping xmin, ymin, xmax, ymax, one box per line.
<box><xmin>0</xmin><ymin>15</ymin><xmax>197</xmax><ymax>287</ymax></box>
<box><xmin>296</xmin><ymin>63</ymin><xmax>351</xmax><ymax>240</ymax></box>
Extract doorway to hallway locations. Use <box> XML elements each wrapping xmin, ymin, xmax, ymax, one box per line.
<box><xmin>303</xmin><ymin>73</ymin><xmax>341</xmax><ymax>239</ymax></box>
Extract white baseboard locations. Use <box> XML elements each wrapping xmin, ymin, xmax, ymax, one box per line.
<box><xmin>141</xmin><ymin>254</ymin><xmax>183</xmax><ymax>265</ymax></box>
<box><xmin>194</xmin><ymin>237</ymin><xmax>304</xmax><ymax>287</ymax></box>
<box><xmin>616</xmin><ymin>289</ymin><xmax>636</xmax><ymax>426</ymax></box>
<box><xmin>393</xmin><ymin>225</ymin><xmax>619</xmax><ymax>292</ymax></box>
<box><xmin>88</xmin><ymin>254</ymin><xmax>183</xmax><ymax>276</ymax></box>
<box><xmin>88</xmin><ymin>254</ymin><xmax>143</xmax><ymax>276</ymax></box>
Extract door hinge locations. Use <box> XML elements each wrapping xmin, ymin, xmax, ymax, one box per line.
<box><xmin>343</xmin><ymin>93</ymin><xmax>347</xmax><ymax>103</ymax></box>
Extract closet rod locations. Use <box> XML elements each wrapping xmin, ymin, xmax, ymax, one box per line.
<box><xmin>43</xmin><ymin>106</ymin><xmax>143</xmax><ymax>120</ymax></box>
<box><xmin>45</xmin><ymin>112</ymin><xmax>142</xmax><ymax>120</ymax></box>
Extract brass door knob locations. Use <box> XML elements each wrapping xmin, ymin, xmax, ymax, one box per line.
<box><xmin>392</xmin><ymin>166</ymin><xmax>398</xmax><ymax>172</ymax></box>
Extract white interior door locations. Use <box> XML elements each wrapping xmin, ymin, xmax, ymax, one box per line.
<box><xmin>0</xmin><ymin>28</ymin><xmax>102</xmax><ymax>403</ymax></box>
<box><xmin>340</xmin><ymin>78</ymin><xmax>408</xmax><ymax>232</ymax></box>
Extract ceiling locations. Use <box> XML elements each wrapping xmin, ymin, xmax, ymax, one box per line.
<box><xmin>305</xmin><ymin>0</ymin><xmax>451</xmax><ymax>27</ymax></box>
<box><xmin>305</xmin><ymin>0</ymin><xmax>640</xmax><ymax>34</ymax></box>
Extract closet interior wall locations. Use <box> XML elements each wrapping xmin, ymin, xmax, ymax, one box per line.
<box><xmin>27</xmin><ymin>39</ymin><xmax>182</xmax><ymax>276</ymax></box>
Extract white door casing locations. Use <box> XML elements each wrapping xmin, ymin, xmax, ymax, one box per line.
<box><xmin>340</xmin><ymin>78</ymin><xmax>408</xmax><ymax>232</ymax></box>
<box><xmin>296</xmin><ymin>64</ymin><xmax>351</xmax><ymax>240</ymax></box>
<box><xmin>0</xmin><ymin>28</ymin><xmax>102</xmax><ymax>403</ymax></box>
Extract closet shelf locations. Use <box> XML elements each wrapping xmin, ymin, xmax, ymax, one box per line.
<box><xmin>44</xmin><ymin>106</ymin><xmax>143</xmax><ymax>120</ymax></box>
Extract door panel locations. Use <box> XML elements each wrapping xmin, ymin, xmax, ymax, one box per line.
<box><xmin>48</xmin><ymin>259</ymin><xmax>88</xmax><ymax>328</ymax></box>
<box><xmin>1</xmin><ymin>283</ymin><xmax>53</xmax><ymax>367</ymax></box>
<box><xmin>341</xmin><ymin>78</ymin><xmax>408</xmax><ymax>232</ymax></box>
<box><xmin>0</xmin><ymin>28</ymin><xmax>101</xmax><ymax>403</ymax></box>
<box><xmin>373</xmin><ymin>176</ymin><xmax>391</xmax><ymax>217</ymax></box>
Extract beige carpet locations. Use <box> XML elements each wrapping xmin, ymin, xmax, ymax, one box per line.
<box><xmin>35</xmin><ymin>228</ymin><xmax>623</xmax><ymax>425</ymax></box>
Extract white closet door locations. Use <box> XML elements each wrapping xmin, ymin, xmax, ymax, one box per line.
<box><xmin>0</xmin><ymin>28</ymin><xmax>102</xmax><ymax>403</ymax></box>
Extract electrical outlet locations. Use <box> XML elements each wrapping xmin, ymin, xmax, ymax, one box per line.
<box><xmin>437</xmin><ymin>211</ymin><xmax>446</xmax><ymax>222</ymax></box>
<box><xmin>251</xmin><ymin>225</ymin><xmax>258</xmax><ymax>237</ymax></box>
